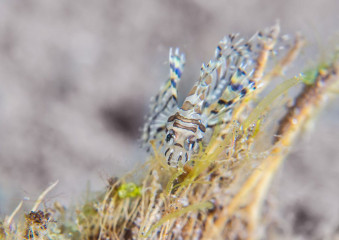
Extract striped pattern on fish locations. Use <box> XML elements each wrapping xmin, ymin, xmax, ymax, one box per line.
<box><xmin>142</xmin><ymin>25</ymin><xmax>281</xmax><ymax>168</ymax></box>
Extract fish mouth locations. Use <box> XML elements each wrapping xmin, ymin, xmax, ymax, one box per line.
<box><xmin>164</xmin><ymin>146</ymin><xmax>190</xmax><ymax>168</ymax></box>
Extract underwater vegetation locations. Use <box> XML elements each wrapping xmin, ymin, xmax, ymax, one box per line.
<box><xmin>1</xmin><ymin>24</ymin><xmax>339</xmax><ymax>240</ymax></box>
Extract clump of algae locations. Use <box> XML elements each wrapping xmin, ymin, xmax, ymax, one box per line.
<box><xmin>1</xmin><ymin>28</ymin><xmax>339</xmax><ymax>240</ymax></box>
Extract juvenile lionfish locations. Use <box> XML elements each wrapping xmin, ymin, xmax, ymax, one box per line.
<box><xmin>142</xmin><ymin>25</ymin><xmax>281</xmax><ymax>168</ymax></box>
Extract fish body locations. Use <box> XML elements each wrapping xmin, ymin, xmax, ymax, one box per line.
<box><xmin>142</xmin><ymin>25</ymin><xmax>280</xmax><ymax>167</ymax></box>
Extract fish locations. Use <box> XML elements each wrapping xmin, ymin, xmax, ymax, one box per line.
<box><xmin>142</xmin><ymin>25</ymin><xmax>280</xmax><ymax>168</ymax></box>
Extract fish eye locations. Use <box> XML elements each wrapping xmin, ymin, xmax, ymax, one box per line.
<box><xmin>166</xmin><ymin>133</ymin><xmax>172</xmax><ymax>142</ymax></box>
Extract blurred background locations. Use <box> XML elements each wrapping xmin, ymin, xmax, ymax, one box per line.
<box><xmin>0</xmin><ymin>0</ymin><xmax>338</xmax><ymax>238</ymax></box>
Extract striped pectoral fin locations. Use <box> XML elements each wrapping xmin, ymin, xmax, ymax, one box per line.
<box><xmin>205</xmin><ymin>98</ymin><xmax>235</xmax><ymax>126</ymax></box>
<box><xmin>169</xmin><ymin>48</ymin><xmax>185</xmax><ymax>101</ymax></box>
<box><xmin>151</xmin><ymin>48</ymin><xmax>185</xmax><ymax>111</ymax></box>
<box><xmin>141</xmin><ymin>48</ymin><xmax>185</xmax><ymax>145</ymax></box>
<box><xmin>207</xmin><ymin>108</ymin><xmax>234</xmax><ymax>127</ymax></box>
<box><xmin>209</xmin><ymin>24</ymin><xmax>280</xmax><ymax>103</ymax></box>
<box><xmin>203</xmin><ymin>34</ymin><xmax>256</xmax><ymax>109</ymax></box>
<box><xmin>190</xmin><ymin>35</ymin><xmax>247</xmax><ymax>111</ymax></box>
<box><xmin>205</xmin><ymin>76</ymin><xmax>255</xmax><ymax>127</ymax></box>
<box><xmin>202</xmin><ymin>27</ymin><xmax>280</xmax><ymax>128</ymax></box>
<box><xmin>205</xmin><ymin>86</ymin><xmax>250</xmax><ymax>125</ymax></box>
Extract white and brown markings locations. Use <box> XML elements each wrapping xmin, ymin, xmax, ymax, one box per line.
<box><xmin>142</xmin><ymin>25</ymin><xmax>281</xmax><ymax>168</ymax></box>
